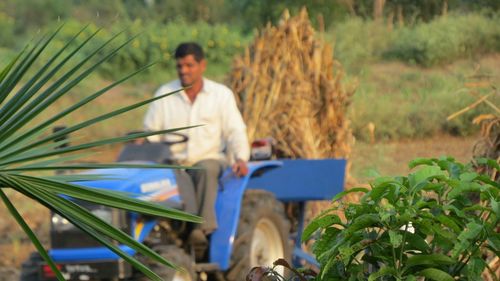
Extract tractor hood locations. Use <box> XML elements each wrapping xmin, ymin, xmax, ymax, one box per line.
<box><xmin>72</xmin><ymin>166</ymin><xmax>179</xmax><ymax>201</ymax></box>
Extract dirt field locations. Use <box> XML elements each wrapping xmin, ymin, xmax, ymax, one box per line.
<box><xmin>0</xmin><ymin>134</ymin><xmax>478</xmax><ymax>280</ymax></box>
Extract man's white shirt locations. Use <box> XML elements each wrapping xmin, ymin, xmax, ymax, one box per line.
<box><xmin>144</xmin><ymin>78</ymin><xmax>250</xmax><ymax>165</ymax></box>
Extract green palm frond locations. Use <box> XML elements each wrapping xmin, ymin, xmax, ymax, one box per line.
<box><xmin>0</xmin><ymin>26</ymin><xmax>199</xmax><ymax>281</ymax></box>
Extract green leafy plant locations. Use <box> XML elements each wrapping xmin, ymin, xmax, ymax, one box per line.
<box><xmin>0</xmin><ymin>26</ymin><xmax>202</xmax><ymax>280</ymax></box>
<box><xmin>303</xmin><ymin>157</ymin><xmax>499</xmax><ymax>281</ymax></box>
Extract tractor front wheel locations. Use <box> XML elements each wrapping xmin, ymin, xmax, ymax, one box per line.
<box><xmin>136</xmin><ymin>245</ymin><xmax>196</xmax><ymax>281</ymax></box>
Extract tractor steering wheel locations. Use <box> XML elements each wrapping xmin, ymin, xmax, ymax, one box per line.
<box><xmin>162</xmin><ymin>132</ymin><xmax>189</xmax><ymax>145</ymax></box>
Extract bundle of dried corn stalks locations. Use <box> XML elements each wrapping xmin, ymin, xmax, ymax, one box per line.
<box><xmin>228</xmin><ymin>8</ymin><xmax>355</xmax><ymax>161</ymax></box>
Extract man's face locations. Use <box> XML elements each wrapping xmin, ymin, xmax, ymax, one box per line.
<box><xmin>176</xmin><ymin>54</ymin><xmax>206</xmax><ymax>87</ymax></box>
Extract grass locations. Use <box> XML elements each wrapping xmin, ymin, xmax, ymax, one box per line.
<box><xmin>349</xmin><ymin>134</ymin><xmax>477</xmax><ymax>184</ymax></box>
<box><xmin>345</xmin><ymin>54</ymin><xmax>499</xmax><ymax>141</ymax></box>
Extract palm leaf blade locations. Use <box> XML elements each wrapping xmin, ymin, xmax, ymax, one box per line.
<box><xmin>2</xmin><ymin>86</ymin><xmax>180</xmax><ymax>161</ymax></box>
<box><xmin>14</xmin><ymin>179</ymin><xmax>178</xmax><ymax>272</ymax></box>
<box><xmin>0</xmin><ymin>126</ymin><xmax>200</xmax><ymax>166</ymax></box>
<box><xmin>0</xmin><ymin>188</ymin><xmax>65</xmax><ymax>281</ymax></box>
<box><xmin>15</xmin><ymin>174</ymin><xmax>201</xmax><ymax>222</ymax></box>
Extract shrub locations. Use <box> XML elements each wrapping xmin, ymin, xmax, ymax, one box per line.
<box><xmin>0</xmin><ymin>11</ymin><xmax>16</xmax><ymax>47</ymax></box>
<box><xmin>329</xmin><ymin>18</ymin><xmax>395</xmax><ymax>69</ymax></box>
<box><xmin>40</xmin><ymin>18</ymin><xmax>250</xmax><ymax>81</ymax></box>
<box><xmin>303</xmin><ymin>157</ymin><xmax>499</xmax><ymax>280</ymax></box>
<box><xmin>384</xmin><ymin>13</ymin><xmax>500</xmax><ymax>66</ymax></box>
<box><xmin>329</xmin><ymin>13</ymin><xmax>500</xmax><ymax>68</ymax></box>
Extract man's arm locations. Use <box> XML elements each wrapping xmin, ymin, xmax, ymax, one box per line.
<box><xmin>221</xmin><ymin>89</ymin><xmax>250</xmax><ymax>177</ymax></box>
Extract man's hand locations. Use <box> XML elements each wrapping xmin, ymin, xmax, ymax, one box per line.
<box><xmin>232</xmin><ymin>159</ymin><xmax>249</xmax><ymax>177</ymax></box>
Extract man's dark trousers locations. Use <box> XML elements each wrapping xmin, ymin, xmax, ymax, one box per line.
<box><xmin>187</xmin><ymin>159</ymin><xmax>226</xmax><ymax>233</ymax></box>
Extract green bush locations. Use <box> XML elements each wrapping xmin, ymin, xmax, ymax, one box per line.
<box><xmin>303</xmin><ymin>157</ymin><xmax>499</xmax><ymax>280</ymax></box>
<box><xmin>106</xmin><ymin>19</ymin><xmax>249</xmax><ymax>80</ymax></box>
<box><xmin>330</xmin><ymin>18</ymin><xmax>395</xmax><ymax>69</ymax></box>
<box><xmin>42</xmin><ymin>19</ymin><xmax>249</xmax><ymax>81</ymax></box>
<box><xmin>384</xmin><ymin>13</ymin><xmax>500</xmax><ymax>66</ymax></box>
<box><xmin>0</xmin><ymin>11</ymin><xmax>16</xmax><ymax>47</ymax></box>
<box><xmin>329</xmin><ymin>13</ymin><xmax>500</xmax><ymax>68</ymax></box>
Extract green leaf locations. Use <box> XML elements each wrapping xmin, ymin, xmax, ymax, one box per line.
<box><xmin>447</xmin><ymin>181</ymin><xmax>482</xmax><ymax>200</ymax></box>
<box><xmin>366</xmin><ymin>180</ymin><xmax>404</xmax><ymax>203</ymax></box>
<box><xmin>443</xmin><ymin>205</ymin><xmax>466</xmax><ymax>219</ymax></box>
<box><xmin>0</xmin><ymin>67</ymin><xmax>171</xmax><ymax>160</ymax></box>
<box><xmin>0</xmin><ymin>48</ymin><xmax>26</xmax><ymax>103</ymax></box>
<box><xmin>302</xmin><ymin>214</ymin><xmax>342</xmax><ymax>241</ymax></box>
<box><xmin>486</xmin><ymin>233</ymin><xmax>500</xmax><ymax>254</ymax></box>
<box><xmin>368</xmin><ymin>266</ymin><xmax>397</xmax><ymax>281</ymax></box>
<box><xmin>2</xmin><ymin>163</ymin><xmax>191</xmax><ymax>172</ymax></box>
<box><xmin>431</xmin><ymin>223</ymin><xmax>457</xmax><ymax>242</ymax></box>
<box><xmin>462</xmin><ymin>205</ymin><xmax>492</xmax><ymax>213</ymax></box>
<box><xmin>476</xmin><ymin>158</ymin><xmax>500</xmax><ymax>171</ymax></box>
<box><xmin>405</xmin><ymin>232</ymin><xmax>431</xmax><ymax>253</ymax></box>
<box><xmin>466</xmin><ymin>257</ymin><xmax>486</xmax><ymax>280</ymax></box>
<box><xmin>6</xmin><ymin>152</ymin><xmax>96</xmax><ymax>170</ymax></box>
<box><xmin>313</xmin><ymin>227</ymin><xmax>342</xmax><ymax>260</ymax></box>
<box><xmin>476</xmin><ymin>175</ymin><xmax>499</xmax><ymax>187</ymax></box>
<box><xmin>0</xmin><ymin>26</ymin><xmax>91</xmax><ymax>132</ymax></box>
<box><xmin>0</xmin><ymin>126</ymin><xmax>199</xmax><ymax>167</ymax></box>
<box><xmin>405</xmin><ymin>275</ymin><xmax>417</xmax><ymax>281</ymax></box>
<box><xmin>331</xmin><ymin>187</ymin><xmax>369</xmax><ymax>202</ymax></box>
<box><xmin>411</xmin><ymin>166</ymin><xmax>446</xmax><ymax>186</ymax></box>
<box><xmin>371</xmin><ymin>176</ymin><xmax>398</xmax><ymax>187</ymax></box>
<box><xmin>42</xmin><ymin>175</ymin><xmax>115</xmax><ymax>182</ymax></box>
<box><xmin>0</xmin><ymin>31</ymin><xmax>59</xmax><ymax>120</ymax></box>
<box><xmin>11</xmin><ymin>174</ymin><xmax>202</xmax><ymax>223</ymax></box>
<box><xmin>408</xmin><ymin>158</ymin><xmax>435</xmax><ymax>169</ymax></box>
<box><xmin>436</xmin><ymin>214</ymin><xmax>461</xmax><ymax>233</ymax></box>
<box><xmin>451</xmin><ymin>222</ymin><xmax>483</xmax><ymax>258</ymax></box>
<box><xmin>417</xmin><ymin>268</ymin><xmax>454</xmax><ymax>281</ymax></box>
<box><xmin>346</xmin><ymin>214</ymin><xmax>380</xmax><ymax>235</ymax></box>
<box><xmin>338</xmin><ymin>244</ymin><xmax>354</xmax><ymax>264</ymax></box>
<box><xmin>0</xmin><ymin>31</ymin><xmax>129</xmax><ymax>142</ymax></box>
<box><xmin>437</xmin><ymin>158</ymin><xmax>463</xmax><ymax>179</ymax></box>
<box><xmin>459</xmin><ymin>172</ymin><xmax>478</xmax><ymax>182</ymax></box>
<box><xmin>3</xmin><ymin>68</ymin><xmax>150</xmax><ymax>155</ymax></box>
<box><xmin>404</xmin><ymin>254</ymin><xmax>455</xmax><ymax>270</ymax></box>
<box><xmin>21</xmin><ymin>183</ymin><xmax>166</xmax><ymax>281</ymax></box>
<box><xmin>388</xmin><ymin>230</ymin><xmax>403</xmax><ymax>248</ymax></box>
<box><xmin>491</xmin><ymin>198</ymin><xmax>500</xmax><ymax>219</ymax></box>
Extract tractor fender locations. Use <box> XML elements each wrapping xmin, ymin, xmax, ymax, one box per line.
<box><xmin>209</xmin><ymin>160</ymin><xmax>283</xmax><ymax>270</ymax></box>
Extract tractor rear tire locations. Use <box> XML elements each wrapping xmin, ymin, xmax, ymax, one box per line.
<box><xmin>225</xmin><ymin>190</ymin><xmax>291</xmax><ymax>281</ymax></box>
<box><xmin>136</xmin><ymin>245</ymin><xmax>196</xmax><ymax>281</ymax></box>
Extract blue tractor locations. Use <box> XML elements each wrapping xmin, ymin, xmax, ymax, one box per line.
<box><xmin>20</xmin><ymin>135</ymin><xmax>346</xmax><ymax>281</ymax></box>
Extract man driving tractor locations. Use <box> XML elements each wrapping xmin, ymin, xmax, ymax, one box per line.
<box><xmin>143</xmin><ymin>42</ymin><xmax>250</xmax><ymax>253</ymax></box>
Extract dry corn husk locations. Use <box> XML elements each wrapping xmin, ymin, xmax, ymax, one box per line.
<box><xmin>228</xmin><ymin>8</ymin><xmax>355</xmax><ymax>161</ymax></box>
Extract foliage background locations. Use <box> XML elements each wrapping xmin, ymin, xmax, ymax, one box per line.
<box><xmin>0</xmin><ymin>0</ymin><xmax>498</xmax><ymax>142</ymax></box>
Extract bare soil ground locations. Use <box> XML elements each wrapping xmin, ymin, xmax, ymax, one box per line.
<box><xmin>0</xmin><ymin>133</ymin><xmax>479</xmax><ymax>280</ymax></box>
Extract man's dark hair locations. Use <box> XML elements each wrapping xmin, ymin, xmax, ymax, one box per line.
<box><xmin>175</xmin><ymin>42</ymin><xmax>205</xmax><ymax>62</ymax></box>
